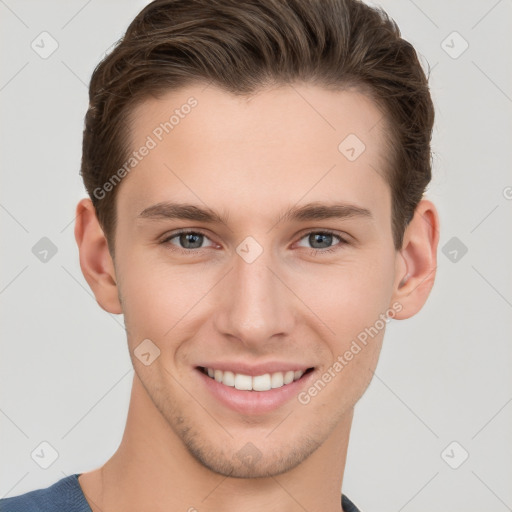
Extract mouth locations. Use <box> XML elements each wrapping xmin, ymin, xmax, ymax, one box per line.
<box><xmin>195</xmin><ymin>364</ymin><xmax>316</xmax><ymax>414</ymax></box>
<box><xmin>197</xmin><ymin>366</ymin><xmax>315</xmax><ymax>391</ymax></box>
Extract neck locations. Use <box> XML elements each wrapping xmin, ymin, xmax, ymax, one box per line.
<box><xmin>79</xmin><ymin>374</ymin><xmax>353</xmax><ymax>512</ymax></box>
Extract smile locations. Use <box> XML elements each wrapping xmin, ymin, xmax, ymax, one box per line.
<box><xmin>199</xmin><ymin>366</ymin><xmax>313</xmax><ymax>391</ymax></box>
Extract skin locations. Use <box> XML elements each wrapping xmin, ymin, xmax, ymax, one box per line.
<box><xmin>74</xmin><ymin>82</ymin><xmax>439</xmax><ymax>512</ymax></box>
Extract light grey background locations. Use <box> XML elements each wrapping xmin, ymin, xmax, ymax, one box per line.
<box><xmin>1</xmin><ymin>1</ymin><xmax>511</xmax><ymax>511</ymax></box>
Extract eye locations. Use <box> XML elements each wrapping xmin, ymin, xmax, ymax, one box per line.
<box><xmin>295</xmin><ymin>230</ymin><xmax>349</xmax><ymax>255</ymax></box>
<box><xmin>160</xmin><ymin>230</ymin><xmax>216</xmax><ymax>252</ymax></box>
<box><xmin>159</xmin><ymin>229</ymin><xmax>350</xmax><ymax>256</ymax></box>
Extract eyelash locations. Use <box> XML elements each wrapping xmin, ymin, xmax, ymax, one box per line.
<box><xmin>159</xmin><ymin>229</ymin><xmax>349</xmax><ymax>256</ymax></box>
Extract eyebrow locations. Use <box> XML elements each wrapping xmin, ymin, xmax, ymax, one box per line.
<box><xmin>137</xmin><ymin>201</ymin><xmax>373</xmax><ymax>225</ymax></box>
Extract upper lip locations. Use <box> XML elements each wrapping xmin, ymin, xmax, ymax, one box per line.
<box><xmin>196</xmin><ymin>361</ymin><xmax>314</xmax><ymax>376</ymax></box>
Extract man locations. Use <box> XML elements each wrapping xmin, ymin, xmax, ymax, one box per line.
<box><xmin>1</xmin><ymin>0</ymin><xmax>439</xmax><ymax>510</ymax></box>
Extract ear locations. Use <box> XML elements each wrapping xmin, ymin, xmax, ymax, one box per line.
<box><xmin>74</xmin><ymin>198</ymin><xmax>122</xmax><ymax>314</ymax></box>
<box><xmin>390</xmin><ymin>198</ymin><xmax>440</xmax><ymax>320</ymax></box>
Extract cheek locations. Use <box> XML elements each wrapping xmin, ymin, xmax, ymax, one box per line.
<box><xmin>300</xmin><ymin>264</ymin><xmax>390</xmax><ymax>408</ymax></box>
<box><xmin>301</xmin><ymin>251</ymin><xmax>395</xmax><ymax>345</ymax></box>
<box><xmin>117</xmin><ymin>251</ymin><xmax>215</xmax><ymax>352</ymax></box>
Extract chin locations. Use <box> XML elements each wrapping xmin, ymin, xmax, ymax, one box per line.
<box><xmin>178</xmin><ymin>424</ymin><xmax>324</xmax><ymax>479</ymax></box>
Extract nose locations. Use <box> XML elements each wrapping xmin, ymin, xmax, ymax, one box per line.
<box><xmin>213</xmin><ymin>245</ymin><xmax>296</xmax><ymax>349</ymax></box>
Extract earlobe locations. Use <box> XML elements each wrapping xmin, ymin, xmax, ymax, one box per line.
<box><xmin>390</xmin><ymin>199</ymin><xmax>440</xmax><ymax>320</ymax></box>
<box><xmin>74</xmin><ymin>198</ymin><xmax>122</xmax><ymax>315</ymax></box>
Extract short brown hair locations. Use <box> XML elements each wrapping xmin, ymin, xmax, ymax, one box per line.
<box><xmin>80</xmin><ymin>0</ymin><xmax>434</xmax><ymax>257</ymax></box>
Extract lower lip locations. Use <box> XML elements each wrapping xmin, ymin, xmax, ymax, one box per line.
<box><xmin>196</xmin><ymin>367</ymin><xmax>315</xmax><ymax>415</ymax></box>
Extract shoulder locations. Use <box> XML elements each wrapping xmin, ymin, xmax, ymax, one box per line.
<box><xmin>0</xmin><ymin>474</ymin><xmax>92</xmax><ymax>512</ymax></box>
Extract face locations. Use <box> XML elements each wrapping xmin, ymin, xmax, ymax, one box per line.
<box><xmin>112</xmin><ymin>82</ymin><xmax>400</xmax><ymax>477</ymax></box>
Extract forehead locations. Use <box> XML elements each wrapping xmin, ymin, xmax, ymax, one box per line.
<box><xmin>118</xmin><ymin>82</ymin><xmax>391</xmax><ymax>223</ymax></box>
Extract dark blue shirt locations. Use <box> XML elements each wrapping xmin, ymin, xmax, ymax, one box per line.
<box><xmin>0</xmin><ymin>473</ymin><xmax>361</xmax><ymax>511</ymax></box>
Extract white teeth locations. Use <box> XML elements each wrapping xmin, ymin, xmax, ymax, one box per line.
<box><xmin>252</xmin><ymin>374</ymin><xmax>272</xmax><ymax>391</ymax></box>
<box><xmin>234</xmin><ymin>373</ymin><xmax>252</xmax><ymax>390</ymax></box>
<box><xmin>223</xmin><ymin>370</ymin><xmax>235</xmax><ymax>387</ymax></box>
<box><xmin>294</xmin><ymin>370</ymin><xmax>304</xmax><ymax>380</ymax></box>
<box><xmin>203</xmin><ymin>367</ymin><xmax>309</xmax><ymax>391</ymax></box>
<box><xmin>271</xmin><ymin>372</ymin><xmax>284</xmax><ymax>388</ymax></box>
<box><xmin>284</xmin><ymin>371</ymin><xmax>295</xmax><ymax>385</ymax></box>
